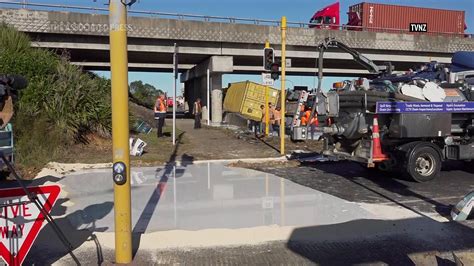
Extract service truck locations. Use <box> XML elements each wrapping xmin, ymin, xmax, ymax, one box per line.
<box><xmin>293</xmin><ymin>38</ymin><xmax>474</xmax><ymax>182</ymax></box>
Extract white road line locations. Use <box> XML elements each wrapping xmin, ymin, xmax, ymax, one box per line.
<box><xmin>379</xmin><ymin>196</ymin><xmax>462</xmax><ymax>205</ymax></box>
<box><xmin>174</xmin><ymin>156</ymin><xmax>287</xmax><ymax>165</ymax></box>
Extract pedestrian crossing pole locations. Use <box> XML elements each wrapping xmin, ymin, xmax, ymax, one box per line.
<box><xmin>280</xmin><ymin>16</ymin><xmax>287</xmax><ymax>155</ymax></box>
<box><xmin>109</xmin><ymin>0</ymin><xmax>132</xmax><ymax>263</ymax></box>
<box><xmin>265</xmin><ymin>85</ymin><xmax>269</xmax><ymax>136</ymax></box>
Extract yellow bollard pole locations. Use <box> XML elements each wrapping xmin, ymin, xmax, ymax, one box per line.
<box><xmin>265</xmin><ymin>85</ymin><xmax>269</xmax><ymax>136</ymax></box>
<box><xmin>109</xmin><ymin>0</ymin><xmax>132</xmax><ymax>263</ymax></box>
<box><xmin>264</xmin><ymin>40</ymin><xmax>270</xmax><ymax>136</ymax></box>
<box><xmin>280</xmin><ymin>16</ymin><xmax>287</xmax><ymax>155</ymax></box>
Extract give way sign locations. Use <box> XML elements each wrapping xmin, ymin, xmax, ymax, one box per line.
<box><xmin>0</xmin><ymin>185</ymin><xmax>61</xmax><ymax>266</ymax></box>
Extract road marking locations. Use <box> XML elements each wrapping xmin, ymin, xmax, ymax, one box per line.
<box><xmin>173</xmin><ymin>156</ymin><xmax>287</xmax><ymax>165</ymax></box>
<box><xmin>378</xmin><ymin>196</ymin><xmax>461</xmax><ymax>205</ymax></box>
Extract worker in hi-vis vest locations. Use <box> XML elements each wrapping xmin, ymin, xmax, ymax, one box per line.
<box><xmin>301</xmin><ymin>107</ymin><xmax>319</xmax><ymax>139</ymax></box>
<box><xmin>154</xmin><ymin>94</ymin><xmax>167</xmax><ymax>138</ymax></box>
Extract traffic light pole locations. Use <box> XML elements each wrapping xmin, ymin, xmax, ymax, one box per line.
<box><xmin>265</xmin><ymin>85</ymin><xmax>269</xmax><ymax>136</ymax></box>
<box><xmin>265</xmin><ymin>40</ymin><xmax>270</xmax><ymax>136</ymax></box>
<box><xmin>109</xmin><ymin>0</ymin><xmax>132</xmax><ymax>263</ymax></box>
<box><xmin>280</xmin><ymin>16</ymin><xmax>287</xmax><ymax>155</ymax></box>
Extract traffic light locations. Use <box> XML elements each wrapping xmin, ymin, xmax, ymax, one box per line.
<box><xmin>270</xmin><ymin>62</ymin><xmax>280</xmax><ymax>80</ymax></box>
<box><xmin>263</xmin><ymin>48</ymin><xmax>274</xmax><ymax>70</ymax></box>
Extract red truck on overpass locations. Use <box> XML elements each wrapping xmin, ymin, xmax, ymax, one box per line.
<box><xmin>310</xmin><ymin>2</ymin><xmax>466</xmax><ymax>36</ymax></box>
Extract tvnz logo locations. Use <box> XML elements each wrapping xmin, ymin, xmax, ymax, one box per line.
<box><xmin>410</xmin><ymin>23</ymin><xmax>428</xmax><ymax>32</ymax></box>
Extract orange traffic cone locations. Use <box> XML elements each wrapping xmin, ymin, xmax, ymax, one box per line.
<box><xmin>372</xmin><ymin>115</ymin><xmax>388</xmax><ymax>162</ymax></box>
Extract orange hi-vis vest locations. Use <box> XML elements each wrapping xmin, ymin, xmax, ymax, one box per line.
<box><xmin>301</xmin><ymin>110</ymin><xmax>318</xmax><ymax>126</ymax></box>
<box><xmin>155</xmin><ymin>98</ymin><xmax>166</xmax><ymax>113</ymax></box>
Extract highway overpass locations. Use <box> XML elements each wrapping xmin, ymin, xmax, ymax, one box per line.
<box><xmin>1</xmin><ymin>5</ymin><xmax>473</xmax><ymax>123</ymax></box>
<box><xmin>1</xmin><ymin>7</ymin><xmax>473</xmax><ymax>75</ymax></box>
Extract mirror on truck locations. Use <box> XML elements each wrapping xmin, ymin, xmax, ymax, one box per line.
<box><xmin>315</xmin><ymin>93</ymin><xmax>327</xmax><ymax>116</ymax></box>
<box><xmin>327</xmin><ymin>92</ymin><xmax>339</xmax><ymax>117</ymax></box>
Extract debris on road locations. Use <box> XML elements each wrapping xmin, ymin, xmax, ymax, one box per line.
<box><xmin>451</xmin><ymin>191</ymin><xmax>474</xmax><ymax>221</ymax></box>
<box><xmin>129</xmin><ymin>137</ymin><xmax>147</xmax><ymax>156</ymax></box>
<box><xmin>132</xmin><ymin>120</ymin><xmax>152</xmax><ymax>134</ymax></box>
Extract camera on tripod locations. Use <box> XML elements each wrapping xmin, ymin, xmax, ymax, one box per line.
<box><xmin>0</xmin><ymin>74</ymin><xmax>27</xmax><ymax>128</ymax></box>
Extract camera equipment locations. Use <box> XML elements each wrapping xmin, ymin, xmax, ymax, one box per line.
<box><xmin>0</xmin><ymin>74</ymin><xmax>27</xmax><ymax>128</ymax></box>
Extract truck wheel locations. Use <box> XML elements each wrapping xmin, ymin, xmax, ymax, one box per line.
<box><xmin>406</xmin><ymin>146</ymin><xmax>441</xmax><ymax>182</ymax></box>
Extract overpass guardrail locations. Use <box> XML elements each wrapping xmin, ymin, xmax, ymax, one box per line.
<box><xmin>0</xmin><ymin>0</ymin><xmax>472</xmax><ymax>38</ymax></box>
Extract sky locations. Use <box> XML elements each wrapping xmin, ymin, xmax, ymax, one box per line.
<box><xmin>4</xmin><ymin>0</ymin><xmax>473</xmax><ymax>94</ymax></box>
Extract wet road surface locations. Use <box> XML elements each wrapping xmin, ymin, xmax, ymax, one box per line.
<box><xmin>255</xmin><ymin>160</ymin><xmax>474</xmax><ymax>220</ymax></box>
<box><xmin>2</xmin><ymin>160</ymin><xmax>471</xmax><ymax>265</ymax></box>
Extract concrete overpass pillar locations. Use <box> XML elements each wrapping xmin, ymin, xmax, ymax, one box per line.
<box><xmin>183</xmin><ymin>79</ymin><xmax>198</xmax><ymax>114</ymax></box>
<box><xmin>211</xmin><ymin>73</ymin><xmax>223</xmax><ymax>124</ymax></box>
<box><xmin>181</xmin><ymin>56</ymin><xmax>233</xmax><ymax>126</ymax></box>
<box><xmin>198</xmin><ymin>76</ymin><xmax>209</xmax><ymax>121</ymax></box>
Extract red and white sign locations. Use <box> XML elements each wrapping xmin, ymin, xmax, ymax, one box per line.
<box><xmin>0</xmin><ymin>185</ymin><xmax>61</xmax><ymax>266</ymax></box>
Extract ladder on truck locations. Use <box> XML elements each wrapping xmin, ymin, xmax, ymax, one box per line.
<box><xmin>290</xmin><ymin>90</ymin><xmax>309</xmax><ymax>130</ymax></box>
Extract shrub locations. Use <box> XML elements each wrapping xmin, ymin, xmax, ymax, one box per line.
<box><xmin>0</xmin><ymin>25</ymin><xmax>112</xmax><ymax>167</ymax></box>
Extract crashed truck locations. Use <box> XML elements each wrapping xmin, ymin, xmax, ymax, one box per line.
<box><xmin>293</xmin><ymin>38</ymin><xmax>474</xmax><ymax>182</ymax></box>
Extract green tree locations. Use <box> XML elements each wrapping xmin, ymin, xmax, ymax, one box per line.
<box><xmin>129</xmin><ymin>80</ymin><xmax>164</xmax><ymax>109</ymax></box>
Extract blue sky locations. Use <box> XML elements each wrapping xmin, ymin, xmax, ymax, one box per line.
<box><xmin>6</xmin><ymin>0</ymin><xmax>473</xmax><ymax>94</ymax></box>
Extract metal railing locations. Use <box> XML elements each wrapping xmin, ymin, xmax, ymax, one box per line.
<box><xmin>0</xmin><ymin>0</ymin><xmax>472</xmax><ymax>38</ymax></box>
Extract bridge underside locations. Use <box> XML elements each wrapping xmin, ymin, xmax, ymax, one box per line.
<box><xmin>29</xmin><ymin>33</ymin><xmax>452</xmax><ymax>77</ymax></box>
<box><xmin>27</xmin><ymin>32</ymin><xmax>455</xmax><ymax>125</ymax></box>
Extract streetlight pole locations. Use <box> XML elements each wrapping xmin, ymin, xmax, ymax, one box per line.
<box><xmin>173</xmin><ymin>43</ymin><xmax>178</xmax><ymax>145</ymax></box>
<box><xmin>207</xmin><ymin>69</ymin><xmax>211</xmax><ymax>125</ymax></box>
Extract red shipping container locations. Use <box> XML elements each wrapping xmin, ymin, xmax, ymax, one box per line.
<box><xmin>347</xmin><ymin>2</ymin><xmax>465</xmax><ymax>36</ymax></box>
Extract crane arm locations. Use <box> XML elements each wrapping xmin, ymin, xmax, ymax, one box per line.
<box><xmin>309</xmin><ymin>38</ymin><xmax>388</xmax><ymax>139</ymax></box>
<box><xmin>326</xmin><ymin>40</ymin><xmax>385</xmax><ymax>74</ymax></box>
<box><xmin>319</xmin><ymin>37</ymin><xmax>386</xmax><ymax>75</ymax></box>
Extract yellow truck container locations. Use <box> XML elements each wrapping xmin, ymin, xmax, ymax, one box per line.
<box><xmin>224</xmin><ymin>81</ymin><xmax>280</xmax><ymax>121</ymax></box>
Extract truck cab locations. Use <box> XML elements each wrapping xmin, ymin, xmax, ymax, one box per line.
<box><xmin>309</xmin><ymin>2</ymin><xmax>340</xmax><ymax>29</ymax></box>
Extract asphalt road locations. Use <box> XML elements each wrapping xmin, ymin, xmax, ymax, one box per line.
<box><xmin>254</xmin><ymin>160</ymin><xmax>474</xmax><ymax>220</ymax></box>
